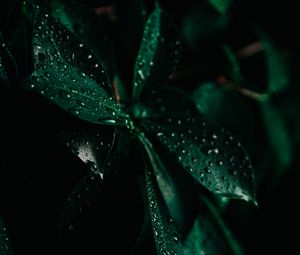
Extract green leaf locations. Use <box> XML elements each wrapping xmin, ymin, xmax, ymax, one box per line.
<box><xmin>59</xmin><ymin>171</ymin><xmax>103</xmax><ymax>237</ymax></box>
<box><xmin>49</xmin><ymin>0</ymin><xmax>115</xmax><ymax>81</ymax></box>
<box><xmin>0</xmin><ymin>216</ymin><xmax>12</xmax><ymax>255</ymax></box>
<box><xmin>258</xmin><ymin>29</ymin><xmax>290</xmax><ymax>94</ymax></box>
<box><xmin>193</xmin><ymin>82</ymin><xmax>253</xmax><ymax>143</ymax></box>
<box><xmin>133</xmin><ymin>86</ymin><xmax>198</xmax><ymax>119</ymax></box>
<box><xmin>207</xmin><ymin>0</ymin><xmax>233</xmax><ymax>15</ymax></box>
<box><xmin>22</xmin><ymin>1</ymin><xmax>129</xmax><ymax>125</ymax></box>
<box><xmin>141</xmin><ymin>117</ymin><xmax>257</xmax><ymax>204</ymax></box>
<box><xmin>132</xmin><ymin>5</ymin><xmax>181</xmax><ymax>100</ymax></box>
<box><xmin>23</xmin><ymin>1</ymin><xmax>112</xmax><ymax>93</ymax></box>
<box><xmin>145</xmin><ymin>165</ymin><xmax>183</xmax><ymax>255</ymax></box>
<box><xmin>183</xmin><ymin>215</ymin><xmax>229</xmax><ymax>255</ymax></box>
<box><xmin>261</xmin><ymin>103</ymin><xmax>292</xmax><ymax>177</ymax></box>
<box><xmin>24</xmin><ymin>61</ymin><xmax>128</xmax><ymax>125</ymax></box>
<box><xmin>138</xmin><ymin>131</ymin><xmax>188</xmax><ymax>225</ymax></box>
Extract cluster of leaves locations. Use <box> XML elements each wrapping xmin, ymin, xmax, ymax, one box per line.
<box><xmin>0</xmin><ymin>0</ymin><xmax>297</xmax><ymax>254</ymax></box>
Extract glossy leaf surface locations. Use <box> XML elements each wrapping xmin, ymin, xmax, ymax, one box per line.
<box><xmin>141</xmin><ymin>117</ymin><xmax>257</xmax><ymax>203</ymax></box>
<box><xmin>132</xmin><ymin>5</ymin><xmax>181</xmax><ymax>99</ymax></box>
<box><xmin>145</xmin><ymin>166</ymin><xmax>183</xmax><ymax>255</ymax></box>
<box><xmin>22</xmin><ymin>1</ymin><xmax>128</xmax><ymax>125</ymax></box>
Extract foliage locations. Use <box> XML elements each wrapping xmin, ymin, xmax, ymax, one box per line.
<box><xmin>0</xmin><ymin>0</ymin><xmax>298</xmax><ymax>254</ymax></box>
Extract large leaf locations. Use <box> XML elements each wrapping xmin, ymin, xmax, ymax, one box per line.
<box><xmin>0</xmin><ymin>216</ymin><xmax>12</xmax><ymax>255</ymax></box>
<box><xmin>145</xmin><ymin>165</ymin><xmax>183</xmax><ymax>255</ymax></box>
<box><xmin>141</xmin><ymin>117</ymin><xmax>257</xmax><ymax>204</ymax></box>
<box><xmin>23</xmin><ymin>0</ymin><xmax>112</xmax><ymax>92</ymax></box>
<box><xmin>132</xmin><ymin>5</ymin><xmax>181</xmax><ymax>100</ymax></box>
<box><xmin>22</xmin><ymin>1</ymin><xmax>129</xmax><ymax>125</ymax></box>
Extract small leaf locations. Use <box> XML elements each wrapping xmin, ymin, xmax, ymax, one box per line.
<box><xmin>59</xmin><ymin>171</ymin><xmax>103</xmax><ymax>237</ymax></box>
<box><xmin>132</xmin><ymin>5</ymin><xmax>181</xmax><ymax>100</ymax></box>
<box><xmin>141</xmin><ymin>117</ymin><xmax>257</xmax><ymax>204</ymax></box>
<box><xmin>134</xmin><ymin>86</ymin><xmax>198</xmax><ymax>119</ymax></box>
<box><xmin>207</xmin><ymin>0</ymin><xmax>233</xmax><ymax>15</ymax></box>
<box><xmin>145</xmin><ymin>165</ymin><xmax>183</xmax><ymax>255</ymax></box>
<box><xmin>0</xmin><ymin>216</ymin><xmax>12</xmax><ymax>255</ymax></box>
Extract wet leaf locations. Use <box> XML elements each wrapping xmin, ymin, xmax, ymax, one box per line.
<box><xmin>23</xmin><ymin>61</ymin><xmax>128</xmax><ymax>125</ymax></box>
<box><xmin>49</xmin><ymin>0</ymin><xmax>115</xmax><ymax>81</ymax></box>
<box><xmin>23</xmin><ymin>1</ymin><xmax>112</xmax><ymax>92</ymax></box>
<box><xmin>145</xmin><ymin>165</ymin><xmax>183</xmax><ymax>255</ymax></box>
<box><xmin>138</xmin><ymin>132</ymin><xmax>186</xmax><ymax>224</ymax></box>
<box><xmin>59</xmin><ymin>171</ymin><xmax>103</xmax><ymax>237</ymax></box>
<box><xmin>22</xmin><ymin>1</ymin><xmax>128</xmax><ymax>125</ymax></box>
<box><xmin>132</xmin><ymin>5</ymin><xmax>181</xmax><ymax>100</ymax></box>
<box><xmin>0</xmin><ymin>216</ymin><xmax>12</xmax><ymax>255</ymax></box>
<box><xmin>207</xmin><ymin>0</ymin><xmax>233</xmax><ymax>15</ymax></box>
<box><xmin>59</xmin><ymin>123</ymin><xmax>116</xmax><ymax>176</ymax></box>
<box><xmin>141</xmin><ymin>117</ymin><xmax>257</xmax><ymax>204</ymax></box>
<box><xmin>134</xmin><ymin>86</ymin><xmax>198</xmax><ymax>118</ymax></box>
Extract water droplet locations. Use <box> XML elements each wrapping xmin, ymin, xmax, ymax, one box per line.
<box><xmin>138</xmin><ymin>69</ymin><xmax>144</xmax><ymax>80</ymax></box>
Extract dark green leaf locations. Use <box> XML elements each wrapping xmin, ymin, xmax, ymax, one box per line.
<box><xmin>182</xmin><ymin>3</ymin><xmax>228</xmax><ymax>51</ymax></box>
<box><xmin>59</xmin><ymin>171</ymin><xmax>103</xmax><ymax>237</ymax></box>
<box><xmin>23</xmin><ymin>1</ymin><xmax>112</xmax><ymax>92</ymax></box>
<box><xmin>183</xmin><ymin>214</ymin><xmax>229</xmax><ymax>255</ymax></box>
<box><xmin>193</xmin><ymin>82</ymin><xmax>253</xmax><ymax>143</ymax></box>
<box><xmin>141</xmin><ymin>117</ymin><xmax>257</xmax><ymax>204</ymax></box>
<box><xmin>261</xmin><ymin>103</ymin><xmax>292</xmax><ymax>176</ymax></box>
<box><xmin>24</xmin><ymin>61</ymin><xmax>128</xmax><ymax>125</ymax></box>
<box><xmin>258</xmin><ymin>29</ymin><xmax>290</xmax><ymax>94</ymax></box>
<box><xmin>207</xmin><ymin>0</ymin><xmax>233</xmax><ymax>15</ymax></box>
<box><xmin>134</xmin><ymin>86</ymin><xmax>198</xmax><ymax>118</ymax></box>
<box><xmin>0</xmin><ymin>216</ymin><xmax>12</xmax><ymax>255</ymax></box>
<box><xmin>22</xmin><ymin>1</ymin><xmax>129</xmax><ymax>125</ymax></box>
<box><xmin>49</xmin><ymin>0</ymin><xmax>115</xmax><ymax>81</ymax></box>
<box><xmin>132</xmin><ymin>5</ymin><xmax>181</xmax><ymax>100</ymax></box>
<box><xmin>145</xmin><ymin>165</ymin><xmax>183</xmax><ymax>255</ymax></box>
<box><xmin>138</xmin><ymin>131</ymin><xmax>187</xmax><ymax>225</ymax></box>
